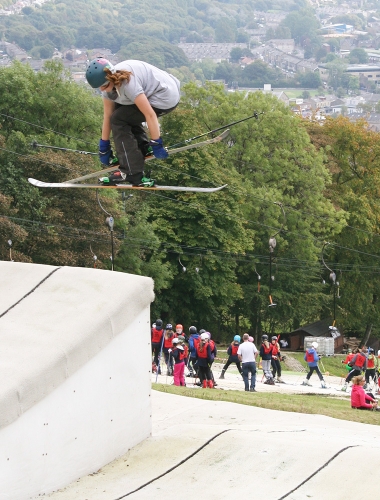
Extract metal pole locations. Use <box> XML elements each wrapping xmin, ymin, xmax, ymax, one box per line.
<box><xmin>106</xmin><ymin>217</ymin><xmax>115</xmax><ymax>271</ymax></box>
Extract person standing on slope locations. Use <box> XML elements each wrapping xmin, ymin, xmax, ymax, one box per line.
<box><xmin>238</xmin><ymin>333</ymin><xmax>258</xmax><ymax>392</ymax></box>
<box><xmin>195</xmin><ymin>332</ymin><xmax>213</xmax><ymax>388</ymax></box>
<box><xmin>220</xmin><ymin>335</ymin><xmax>242</xmax><ymax>379</ymax></box>
<box><xmin>171</xmin><ymin>338</ymin><xmax>186</xmax><ymax>386</ymax></box>
<box><xmin>302</xmin><ymin>341</ymin><xmax>327</xmax><ymax>389</ymax></box>
<box><xmin>188</xmin><ymin>326</ymin><xmax>199</xmax><ymax>377</ymax></box>
<box><xmin>342</xmin><ymin>347</ymin><xmax>368</xmax><ymax>391</ymax></box>
<box><xmin>270</xmin><ymin>336</ymin><xmax>283</xmax><ymax>383</ymax></box>
<box><xmin>151</xmin><ymin>318</ymin><xmax>164</xmax><ymax>374</ymax></box>
<box><xmin>259</xmin><ymin>334</ymin><xmax>275</xmax><ymax>385</ymax></box>
<box><xmin>85</xmin><ymin>58</ymin><xmax>180</xmax><ymax>187</ymax></box>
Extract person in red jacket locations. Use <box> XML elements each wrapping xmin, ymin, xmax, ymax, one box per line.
<box><xmin>341</xmin><ymin>349</ymin><xmax>355</xmax><ymax>373</ymax></box>
<box><xmin>163</xmin><ymin>324</ymin><xmax>176</xmax><ymax>376</ymax></box>
<box><xmin>151</xmin><ymin>318</ymin><xmax>164</xmax><ymax>374</ymax></box>
<box><xmin>171</xmin><ymin>338</ymin><xmax>186</xmax><ymax>386</ymax></box>
<box><xmin>195</xmin><ymin>332</ymin><xmax>213</xmax><ymax>388</ymax></box>
<box><xmin>271</xmin><ymin>336</ymin><xmax>284</xmax><ymax>383</ymax></box>
<box><xmin>351</xmin><ymin>375</ymin><xmax>379</xmax><ymax>410</ymax></box>
<box><xmin>365</xmin><ymin>348</ymin><xmax>377</xmax><ymax>389</ymax></box>
<box><xmin>220</xmin><ymin>335</ymin><xmax>242</xmax><ymax>379</ymax></box>
<box><xmin>342</xmin><ymin>347</ymin><xmax>368</xmax><ymax>391</ymax></box>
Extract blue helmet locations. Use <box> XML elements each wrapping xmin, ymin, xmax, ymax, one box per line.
<box><xmin>234</xmin><ymin>335</ymin><xmax>241</xmax><ymax>342</ymax></box>
<box><xmin>85</xmin><ymin>58</ymin><xmax>114</xmax><ymax>88</ymax></box>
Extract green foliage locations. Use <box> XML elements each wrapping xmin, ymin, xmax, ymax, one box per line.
<box><xmin>306</xmin><ymin>117</ymin><xmax>380</xmax><ymax>338</ymax></box>
<box><xmin>349</xmin><ymin>48</ymin><xmax>369</xmax><ymax>64</ymax></box>
<box><xmin>0</xmin><ymin>60</ymin><xmax>119</xmax><ymax>267</ymax></box>
<box><xmin>297</xmin><ymin>71</ymin><xmax>322</xmax><ymax>88</ymax></box>
<box><xmin>2</xmin><ymin>56</ymin><xmax>380</xmax><ymax>341</ymax></box>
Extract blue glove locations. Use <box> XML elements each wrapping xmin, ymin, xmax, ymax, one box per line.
<box><xmin>99</xmin><ymin>139</ymin><xmax>113</xmax><ymax>166</ymax></box>
<box><xmin>149</xmin><ymin>137</ymin><xmax>168</xmax><ymax>159</ymax></box>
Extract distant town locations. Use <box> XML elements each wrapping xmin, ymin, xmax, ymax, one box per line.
<box><xmin>2</xmin><ymin>0</ymin><xmax>380</xmax><ymax>128</ymax></box>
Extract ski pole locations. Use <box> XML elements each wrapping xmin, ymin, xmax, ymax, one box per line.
<box><xmin>319</xmin><ymin>357</ymin><xmax>326</xmax><ymax>374</ymax></box>
<box><xmin>31</xmin><ymin>141</ymin><xmax>98</xmax><ymax>155</ymax></box>
<box><xmin>168</xmin><ymin>111</ymin><xmax>264</xmax><ymax>149</ymax></box>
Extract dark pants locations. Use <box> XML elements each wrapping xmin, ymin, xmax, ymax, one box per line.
<box><xmin>189</xmin><ymin>357</ymin><xmax>198</xmax><ymax>375</ymax></box>
<box><xmin>346</xmin><ymin>368</ymin><xmax>362</xmax><ymax>383</ymax></box>
<box><xmin>242</xmin><ymin>361</ymin><xmax>256</xmax><ymax>391</ymax></box>
<box><xmin>271</xmin><ymin>358</ymin><xmax>281</xmax><ymax>378</ymax></box>
<box><xmin>198</xmin><ymin>365</ymin><xmax>212</xmax><ymax>382</ymax></box>
<box><xmin>365</xmin><ymin>369</ymin><xmax>376</xmax><ymax>384</ymax></box>
<box><xmin>152</xmin><ymin>342</ymin><xmax>161</xmax><ymax>366</ymax></box>
<box><xmin>111</xmin><ymin>103</ymin><xmax>177</xmax><ymax>180</ymax></box>
<box><xmin>306</xmin><ymin>365</ymin><xmax>324</xmax><ymax>381</ymax></box>
<box><xmin>222</xmin><ymin>357</ymin><xmax>242</xmax><ymax>374</ymax></box>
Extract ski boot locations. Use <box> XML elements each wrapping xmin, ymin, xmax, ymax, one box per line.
<box><xmin>99</xmin><ymin>169</ymin><xmax>126</xmax><ymax>185</ymax></box>
<box><xmin>301</xmin><ymin>379</ymin><xmax>312</xmax><ymax>386</ymax></box>
<box><xmin>208</xmin><ymin>380</ymin><xmax>214</xmax><ymax>389</ymax></box>
<box><xmin>202</xmin><ymin>380</ymin><xmax>208</xmax><ymax>388</ymax></box>
<box><xmin>341</xmin><ymin>383</ymin><xmax>348</xmax><ymax>392</ymax></box>
<box><xmin>321</xmin><ymin>380</ymin><xmax>327</xmax><ymax>389</ymax></box>
<box><xmin>219</xmin><ymin>370</ymin><xmax>226</xmax><ymax>379</ymax></box>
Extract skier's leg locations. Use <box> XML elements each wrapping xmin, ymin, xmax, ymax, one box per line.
<box><xmin>315</xmin><ymin>366</ymin><xmax>324</xmax><ymax>381</ymax></box>
<box><xmin>250</xmin><ymin>362</ymin><xmax>257</xmax><ymax>390</ymax></box>
<box><xmin>110</xmin><ymin>105</ymin><xmax>146</xmax><ymax>183</ymax></box>
<box><xmin>271</xmin><ymin>358</ymin><xmax>277</xmax><ymax>378</ymax></box>
<box><xmin>242</xmin><ymin>363</ymin><xmax>249</xmax><ymax>391</ymax></box>
<box><xmin>220</xmin><ymin>358</ymin><xmax>232</xmax><ymax>379</ymax></box>
<box><xmin>179</xmin><ymin>362</ymin><xmax>185</xmax><ymax>386</ymax></box>
<box><xmin>173</xmin><ymin>363</ymin><xmax>180</xmax><ymax>386</ymax></box>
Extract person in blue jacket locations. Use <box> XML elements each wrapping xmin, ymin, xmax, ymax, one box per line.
<box><xmin>302</xmin><ymin>341</ymin><xmax>327</xmax><ymax>388</ymax></box>
<box><xmin>188</xmin><ymin>326</ymin><xmax>199</xmax><ymax>377</ymax></box>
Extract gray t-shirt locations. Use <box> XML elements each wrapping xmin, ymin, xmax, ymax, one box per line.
<box><xmin>237</xmin><ymin>341</ymin><xmax>258</xmax><ymax>363</ymax></box>
<box><xmin>102</xmin><ymin>60</ymin><xmax>180</xmax><ymax>109</ymax></box>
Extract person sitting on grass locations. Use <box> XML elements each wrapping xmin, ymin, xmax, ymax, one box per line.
<box><xmin>351</xmin><ymin>375</ymin><xmax>379</xmax><ymax>411</ymax></box>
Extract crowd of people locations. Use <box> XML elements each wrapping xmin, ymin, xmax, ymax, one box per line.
<box><xmin>151</xmin><ymin>322</ymin><xmax>380</xmax><ymax>412</ymax></box>
<box><xmin>151</xmin><ymin>322</ymin><xmax>286</xmax><ymax>391</ymax></box>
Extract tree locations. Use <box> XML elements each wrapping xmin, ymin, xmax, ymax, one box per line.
<box><xmin>297</xmin><ymin>71</ymin><xmax>322</xmax><ymax>88</ymax></box>
<box><xmin>160</xmin><ymin>83</ymin><xmax>345</xmax><ymax>335</ymax></box>
<box><xmin>230</xmin><ymin>47</ymin><xmax>244</xmax><ymax>63</ymax></box>
<box><xmin>306</xmin><ymin>116</ymin><xmax>380</xmax><ymax>339</ymax></box>
<box><xmin>215</xmin><ymin>18</ymin><xmax>236</xmax><ymax>43</ymax></box>
<box><xmin>349</xmin><ymin>48</ymin><xmax>368</xmax><ymax>64</ymax></box>
<box><xmin>0</xmin><ymin>61</ymin><xmax>120</xmax><ymax>268</ymax></box>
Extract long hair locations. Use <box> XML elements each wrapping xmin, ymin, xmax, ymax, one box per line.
<box><xmin>352</xmin><ymin>374</ymin><xmax>365</xmax><ymax>386</ymax></box>
<box><xmin>104</xmin><ymin>68</ymin><xmax>132</xmax><ymax>86</ymax></box>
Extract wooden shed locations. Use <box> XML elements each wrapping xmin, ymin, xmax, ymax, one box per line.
<box><xmin>288</xmin><ymin>318</ymin><xmax>344</xmax><ymax>353</ymax></box>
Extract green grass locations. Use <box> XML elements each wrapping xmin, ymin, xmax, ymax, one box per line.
<box><xmin>284</xmin><ymin>89</ymin><xmax>321</xmax><ymax>99</ymax></box>
<box><xmin>153</xmin><ymin>383</ymin><xmax>380</xmax><ymax>426</ymax></box>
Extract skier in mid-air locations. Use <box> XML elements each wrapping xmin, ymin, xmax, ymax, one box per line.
<box><xmin>85</xmin><ymin>58</ymin><xmax>180</xmax><ymax>187</ymax></box>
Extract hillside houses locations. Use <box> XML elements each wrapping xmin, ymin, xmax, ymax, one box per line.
<box><xmin>177</xmin><ymin>43</ymin><xmax>248</xmax><ymax>63</ymax></box>
<box><xmin>261</xmin><ymin>45</ymin><xmax>319</xmax><ymax>75</ymax></box>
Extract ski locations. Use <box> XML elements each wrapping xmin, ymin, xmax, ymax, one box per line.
<box><xmin>64</xmin><ymin>129</ymin><xmax>230</xmax><ymax>184</ymax></box>
<box><xmin>28</xmin><ymin>178</ymin><xmax>228</xmax><ymax>193</ymax></box>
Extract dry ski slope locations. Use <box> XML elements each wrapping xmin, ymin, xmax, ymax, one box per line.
<box><xmin>41</xmin><ymin>390</ymin><xmax>380</xmax><ymax>500</ymax></box>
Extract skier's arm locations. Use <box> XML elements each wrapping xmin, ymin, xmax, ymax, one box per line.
<box><xmin>134</xmin><ymin>93</ymin><xmax>160</xmax><ymax>139</ymax></box>
<box><xmin>101</xmin><ymin>98</ymin><xmax>115</xmax><ymax>140</ymax></box>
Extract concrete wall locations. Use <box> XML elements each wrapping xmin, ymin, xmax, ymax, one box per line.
<box><xmin>0</xmin><ymin>262</ymin><xmax>154</xmax><ymax>500</ymax></box>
